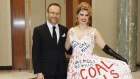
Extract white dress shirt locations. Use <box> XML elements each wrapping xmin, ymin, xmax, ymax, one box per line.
<box><xmin>47</xmin><ymin>20</ymin><xmax>60</xmax><ymax>43</ymax></box>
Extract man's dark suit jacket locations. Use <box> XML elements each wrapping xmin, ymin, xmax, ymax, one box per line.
<box><xmin>32</xmin><ymin>23</ymin><xmax>68</xmax><ymax>76</ymax></box>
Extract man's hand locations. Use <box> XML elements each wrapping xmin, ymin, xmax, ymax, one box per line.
<box><xmin>36</xmin><ymin>73</ymin><xmax>44</xmax><ymax>79</ymax></box>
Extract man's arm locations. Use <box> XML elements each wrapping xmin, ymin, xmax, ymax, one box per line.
<box><xmin>32</xmin><ymin>28</ymin><xmax>42</xmax><ymax>74</ymax></box>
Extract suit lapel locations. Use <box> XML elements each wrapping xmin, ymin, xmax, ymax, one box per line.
<box><xmin>44</xmin><ymin>23</ymin><xmax>64</xmax><ymax>46</ymax></box>
<box><xmin>58</xmin><ymin>25</ymin><xmax>63</xmax><ymax>45</ymax></box>
<box><xmin>44</xmin><ymin>23</ymin><xmax>53</xmax><ymax>41</ymax></box>
<box><xmin>45</xmin><ymin>23</ymin><xmax>63</xmax><ymax>46</ymax></box>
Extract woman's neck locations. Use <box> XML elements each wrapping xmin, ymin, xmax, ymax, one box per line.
<box><xmin>78</xmin><ymin>24</ymin><xmax>88</xmax><ymax>29</ymax></box>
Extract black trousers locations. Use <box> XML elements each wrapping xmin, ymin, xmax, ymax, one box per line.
<box><xmin>45</xmin><ymin>63</ymin><xmax>67</xmax><ymax>79</ymax></box>
<box><xmin>45</xmin><ymin>75</ymin><xmax>66</xmax><ymax>79</ymax></box>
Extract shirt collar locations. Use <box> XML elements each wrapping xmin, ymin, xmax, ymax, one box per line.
<box><xmin>47</xmin><ymin>20</ymin><xmax>59</xmax><ymax>29</ymax></box>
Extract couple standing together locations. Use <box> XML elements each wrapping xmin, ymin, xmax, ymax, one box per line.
<box><xmin>32</xmin><ymin>2</ymin><xmax>132</xmax><ymax>79</ymax></box>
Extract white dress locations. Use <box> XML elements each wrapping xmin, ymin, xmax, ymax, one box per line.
<box><xmin>67</xmin><ymin>27</ymin><xmax>132</xmax><ymax>79</ymax></box>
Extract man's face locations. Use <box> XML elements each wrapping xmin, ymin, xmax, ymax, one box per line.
<box><xmin>47</xmin><ymin>5</ymin><xmax>61</xmax><ymax>25</ymax></box>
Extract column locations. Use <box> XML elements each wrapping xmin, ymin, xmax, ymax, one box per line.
<box><xmin>117</xmin><ymin>0</ymin><xmax>138</xmax><ymax>71</ymax></box>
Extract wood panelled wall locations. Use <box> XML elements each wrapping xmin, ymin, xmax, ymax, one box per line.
<box><xmin>11</xmin><ymin>0</ymin><xmax>26</xmax><ymax>70</ymax></box>
<box><xmin>79</xmin><ymin>0</ymin><xmax>91</xmax><ymax>4</ymax></box>
<box><xmin>66</xmin><ymin>0</ymin><xmax>73</xmax><ymax>29</ymax></box>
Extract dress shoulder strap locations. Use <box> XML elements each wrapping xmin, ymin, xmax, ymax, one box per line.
<box><xmin>92</xmin><ymin>28</ymin><xmax>96</xmax><ymax>33</ymax></box>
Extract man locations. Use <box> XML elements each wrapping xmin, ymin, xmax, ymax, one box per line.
<box><xmin>32</xmin><ymin>3</ymin><xmax>69</xmax><ymax>79</ymax></box>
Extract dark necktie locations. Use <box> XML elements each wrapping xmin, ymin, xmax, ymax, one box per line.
<box><xmin>53</xmin><ymin>26</ymin><xmax>57</xmax><ymax>45</ymax></box>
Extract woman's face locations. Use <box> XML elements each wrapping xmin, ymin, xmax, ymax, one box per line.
<box><xmin>77</xmin><ymin>10</ymin><xmax>89</xmax><ymax>25</ymax></box>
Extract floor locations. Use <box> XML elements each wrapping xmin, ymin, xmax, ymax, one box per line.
<box><xmin>0</xmin><ymin>67</ymin><xmax>140</xmax><ymax>79</ymax></box>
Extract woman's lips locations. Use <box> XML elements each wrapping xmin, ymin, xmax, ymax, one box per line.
<box><xmin>81</xmin><ymin>19</ymin><xmax>86</xmax><ymax>22</ymax></box>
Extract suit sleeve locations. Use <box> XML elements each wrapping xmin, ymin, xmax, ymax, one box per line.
<box><xmin>32</xmin><ymin>28</ymin><xmax>42</xmax><ymax>74</ymax></box>
<box><xmin>65</xmin><ymin>27</ymin><xmax>73</xmax><ymax>55</ymax></box>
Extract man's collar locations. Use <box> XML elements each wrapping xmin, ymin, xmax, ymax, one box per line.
<box><xmin>47</xmin><ymin>20</ymin><xmax>59</xmax><ymax>29</ymax></box>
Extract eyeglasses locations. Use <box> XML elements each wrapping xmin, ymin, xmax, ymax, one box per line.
<box><xmin>48</xmin><ymin>12</ymin><xmax>60</xmax><ymax>16</ymax></box>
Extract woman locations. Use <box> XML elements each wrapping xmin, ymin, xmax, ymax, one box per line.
<box><xmin>65</xmin><ymin>2</ymin><xmax>132</xmax><ymax>79</ymax></box>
